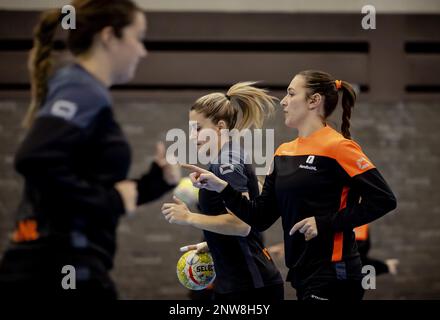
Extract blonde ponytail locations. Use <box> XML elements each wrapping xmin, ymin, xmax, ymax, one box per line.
<box><xmin>226</xmin><ymin>82</ymin><xmax>276</xmax><ymax>130</ymax></box>
<box><xmin>191</xmin><ymin>82</ymin><xmax>276</xmax><ymax>130</ymax></box>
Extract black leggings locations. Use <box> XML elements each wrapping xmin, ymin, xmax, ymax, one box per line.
<box><xmin>0</xmin><ymin>248</ymin><xmax>117</xmax><ymax>299</ymax></box>
<box><xmin>214</xmin><ymin>283</ymin><xmax>284</xmax><ymax>302</ymax></box>
<box><xmin>294</xmin><ymin>279</ymin><xmax>364</xmax><ymax>301</ymax></box>
<box><xmin>0</xmin><ymin>276</ymin><xmax>118</xmax><ymax>300</ymax></box>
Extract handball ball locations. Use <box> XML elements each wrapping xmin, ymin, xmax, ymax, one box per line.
<box><xmin>176</xmin><ymin>250</ymin><xmax>216</xmax><ymax>290</ymax></box>
<box><xmin>173</xmin><ymin>177</ymin><xmax>199</xmax><ymax>207</ymax></box>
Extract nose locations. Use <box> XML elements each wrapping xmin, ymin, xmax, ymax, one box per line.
<box><xmin>140</xmin><ymin>45</ymin><xmax>148</xmax><ymax>58</ymax></box>
<box><xmin>280</xmin><ymin>96</ymin><xmax>287</xmax><ymax>107</ymax></box>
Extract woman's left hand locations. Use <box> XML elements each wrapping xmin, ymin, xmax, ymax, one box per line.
<box><xmin>289</xmin><ymin>217</ymin><xmax>318</xmax><ymax>241</ymax></box>
<box><xmin>154</xmin><ymin>141</ymin><xmax>181</xmax><ymax>185</ymax></box>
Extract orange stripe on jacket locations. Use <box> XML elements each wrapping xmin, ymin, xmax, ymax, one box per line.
<box><xmin>332</xmin><ymin>186</ymin><xmax>349</xmax><ymax>262</ymax></box>
<box><xmin>262</xmin><ymin>248</ymin><xmax>272</xmax><ymax>261</ymax></box>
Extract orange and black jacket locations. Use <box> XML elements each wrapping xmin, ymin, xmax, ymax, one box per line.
<box><xmin>220</xmin><ymin>126</ymin><xmax>397</xmax><ymax>287</ymax></box>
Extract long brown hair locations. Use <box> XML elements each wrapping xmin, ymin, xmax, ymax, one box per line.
<box><xmin>191</xmin><ymin>82</ymin><xmax>276</xmax><ymax>130</ymax></box>
<box><xmin>24</xmin><ymin>0</ymin><xmax>141</xmax><ymax>128</ymax></box>
<box><xmin>298</xmin><ymin>70</ymin><xmax>357</xmax><ymax>139</ymax></box>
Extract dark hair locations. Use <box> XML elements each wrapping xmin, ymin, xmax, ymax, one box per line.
<box><xmin>190</xmin><ymin>82</ymin><xmax>276</xmax><ymax>130</ymax></box>
<box><xmin>24</xmin><ymin>0</ymin><xmax>141</xmax><ymax>127</ymax></box>
<box><xmin>298</xmin><ymin>70</ymin><xmax>357</xmax><ymax>139</ymax></box>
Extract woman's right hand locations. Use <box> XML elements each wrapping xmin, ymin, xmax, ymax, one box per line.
<box><xmin>181</xmin><ymin>164</ymin><xmax>228</xmax><ymax>193</ymax></box>
<box><xmin>180</xmin><ymin>241</ymin><xmax>209</xmax><ymax>253</ymax></box>
<box><xmin>115</xmin><ymin>180</ymin><xmax>138</xmax><ymax>215</ymax></box>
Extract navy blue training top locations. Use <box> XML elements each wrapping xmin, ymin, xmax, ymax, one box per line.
<box><xmin>10</xmin><ymin>63</ymin><xmax>174</xmax><ymax>272</ymax></box>
<box><xmin>198</xmin><ymin>142</ymin><xmax>283</xmax><ymax>294</ymax></box>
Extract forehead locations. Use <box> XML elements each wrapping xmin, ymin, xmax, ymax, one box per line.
<box><xmin>130</xmin><ymin>11</ymin><xmax>147</xmax><ymax>31</ymax></box>
<box><xmin>189</xmin><ymin>110</ymin><xmax>206</xmax><ymax>121</ymax></box>
<box><xmin>288</xmin><ymin>75</ymin><xmax>305</xmax><ymax>90</ymax></box>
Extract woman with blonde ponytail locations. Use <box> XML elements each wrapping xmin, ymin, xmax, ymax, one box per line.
<box><xmin>161</xmin><ymin>82</ymin><xmax>284</xmax><ymax>301</ymax></box>
<box><xmin>181</xmin><ymin>70</ymin><xmax>397</xmax><ymax>300</ymax></box>
<box><xmin>0</xmin><ymin>0</ymin><xmax>180</xmax><ymax>299</ymax></box>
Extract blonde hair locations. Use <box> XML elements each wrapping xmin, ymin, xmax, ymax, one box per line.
<box><xmin>190</xmin><ymin>82</ymin><xmax>276</xmax><ymax>130</ymax></box>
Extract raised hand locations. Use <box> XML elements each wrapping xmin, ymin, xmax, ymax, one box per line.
<box><xmin>181</xmin><ymin>164</ymin><xmax>228</xmax><ymax>193</ymax></box>
<box><xmin>155</xmin><ymin>141</ymin><xmax>181</xmax><ymax>185</ymax></box>
<box><xmin>161</xmin><ymin>196</ymin><xmax>192</xmax><ymax>226</ymax></box>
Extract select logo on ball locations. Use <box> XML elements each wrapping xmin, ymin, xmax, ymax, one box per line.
<box><xmin>176</xmin><ymin>250</ymin><xmax>216</xmax><ymax>290</ymax></box>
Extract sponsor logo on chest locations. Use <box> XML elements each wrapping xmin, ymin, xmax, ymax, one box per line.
<box><xmin>299</xmin><ymin>155</ymin><xmax>317</xmax><ymax>171</ymax></box>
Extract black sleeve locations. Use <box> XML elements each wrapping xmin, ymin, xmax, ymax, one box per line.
<box><xmin>219</xmin><ymin>164</ymin><xmax>280</xmax><ymax>232</ymax></box>
<box><xmin>315</xmin><ymin>168</ymin><xmax>397</xmax><ymax>233</ymax></box>
<box><xmin>135</xmin><ymin>161</ymin><xmax>176</xmax><ymax>205</ymax></box>
<box><xmin>211</xmin><ymin>162</ymin><xmax>248</xmax><ymax>193</ymax></box>
<box><xmin>14</xmin><ymin>111</ymin><xmax>125</xmax><ymax>217</ymax></box>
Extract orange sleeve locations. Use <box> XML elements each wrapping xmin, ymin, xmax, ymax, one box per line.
<box><xmin>336</xmin><ymin>139</ymin><xmax>376</xmax><ymax>177</ymax></box>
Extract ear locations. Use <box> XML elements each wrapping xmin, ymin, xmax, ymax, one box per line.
<box><xmin>308</xmin><ymin>93</ymin><xmax>322</xmax><ymax>110</ymax></box>
<box><xmin>97</xmin><ymin>26</ymin><xmax>116</xmax><ymax>48</ymax></box>
<box><xmin>216</xmin><ymin>120</ymin><xmax>228</xmax><ymax>130</ymax></box>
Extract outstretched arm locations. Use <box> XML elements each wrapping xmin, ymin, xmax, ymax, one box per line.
<box><xmin>182</xmin><ymin>164</ymin><xmax>281</xmax><ymax>232</ymax></box>
<box><xmin>162</xmin><ymin>196</ymin><xmax>251</xmax><ymax>236</ymax></box>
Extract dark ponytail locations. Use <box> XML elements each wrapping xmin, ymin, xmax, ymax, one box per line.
<box><xmin>23</xmin><ymin>0</ymin><xmax>141</xmax><ymax>128</ymax></box>
<box><xmin>23</xmin><ymin>9</ymin><xmax>61</xmax><ymax>128</ymax></box>
<box><xmin>340</xmin><ymin>81</ymin><xmax>356</xmax><ymax>139</ymax></box>
<box><xmin>298</xmin><ymin>70</ymin><xmax>357</xmax><ymax>139</ymax></box>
